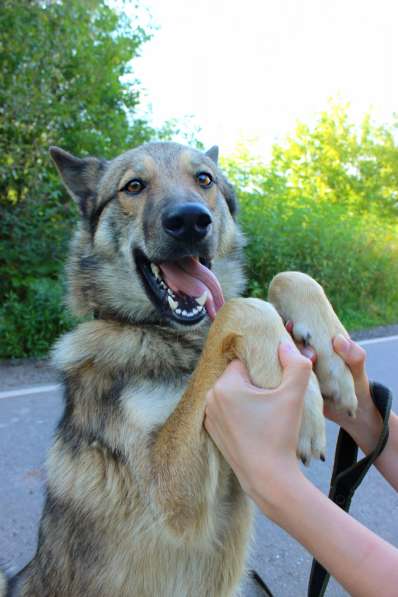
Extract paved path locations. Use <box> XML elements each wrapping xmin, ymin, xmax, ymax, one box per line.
<box><xmin>1</xmin><ymin>336</ymin><xmax>397</xmax><ymax>596</ymax></box>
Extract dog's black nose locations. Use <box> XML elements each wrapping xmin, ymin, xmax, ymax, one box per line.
<box><xmin>162</xmin><ymin>203</ymin><xmax>212</xmax><ymax>243</ymax></box>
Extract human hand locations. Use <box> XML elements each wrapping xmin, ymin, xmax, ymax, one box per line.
<box><xmin>325</xmin><ymin>335</ymin><xmax>382</xmax><ymax>445</ymax></box>
<box><xmin>204</xmin><ymin>343</ymin><xmax>311</xmax><ymax>505</ymax></box>
<box><xmin>287</xmin><ymin>322</ymin><xmax>382</xmax><ymax>447</ymax></box>
<box><xmin>285</xmin><ymin>320</ymin><xmax>316</xmax><ymax>363</ymax></box>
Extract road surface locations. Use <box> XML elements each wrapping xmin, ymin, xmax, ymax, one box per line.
<box><xmin>1</xmin><ymin>335</ymin><xmax>397</xmax><ymax>596</ymax></box>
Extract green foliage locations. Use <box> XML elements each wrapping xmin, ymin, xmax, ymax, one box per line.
<box><xmin>265</xmin><ymin>101</ymin><xmax>398</xmax><ymax>218</ymax></box>
<box><xmin>224</xmin><ymin>104</ymin><xmax>398</xmax><ymax>330</ymax></box>
<box><xmin>239</xmin><ymin>193</ymin><xmax>398</xmax><ymax>330</ymax></box>
<box><xmin>0</xmin><ymin>278</ymin><xmax>74</xmax><ymax>359</ymax></box>
<box><xmin>0</xmin><ymin>0</ymin><xmax>153</xmax><ymax>190</ymax></box>
<box><xmin>2</xmin><ymin>48</ymin><xmax>398</xmax><ymax>360</ymax></box>
<box><xmin>0</xmin><ymin>0</ymin><xmax>155</xmax><ymax>358</ymax></box>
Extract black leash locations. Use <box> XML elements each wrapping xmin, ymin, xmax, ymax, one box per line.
<box><xmin>249</xmin><ymin>569</ymin><xmax>274</xmax><ymax>596</ymax></box>
<box><xmin>252</xmin><ymin>381</ymin><xmax>392</xmax><ymax>597</ymax></box>
<box><xmin>307</xmin><ymin>381</ymin><xmax>393</xmax><ymax>597</ymax></box>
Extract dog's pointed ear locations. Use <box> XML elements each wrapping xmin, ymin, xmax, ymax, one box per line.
<box><xmin>206</xmin><ymin>145</ymin><xmax>219</xmax><ymax>165</ymax></box>
<box><xmin>49</xmin><ymin>146</ymin><xmax>107</xmax><ymax>217</ymax></box>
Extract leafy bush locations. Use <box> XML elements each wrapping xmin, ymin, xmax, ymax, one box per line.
<box><xmin>239</xmin><ymin>193</ymin><xmax>398</xmax><ymax>330</ymax></box>
<box><xmin>2</xmin><ymin>85</ymin><xmax>397</xmax><ymax>357</ymax></box>
<box><xmin>0</xmin><ymin>278</ymin><xmax>74</xmax><ymax>359</ymax></box>
<box><xmin>0</xmin><ymin>0</ymin><xmax>154</xmax><ymax>359</ymax></box>
<box><xmin>224</xmin><ymin>106</ymin><xmax>398</xmax><ymax>331</ymax></box>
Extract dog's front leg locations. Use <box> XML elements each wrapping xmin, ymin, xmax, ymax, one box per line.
<box><xmin>150</xmin><ymin>297</ymin><xmax>325</xmax><ymax>539</ymax></box>
<box><xmin>150</xmin><ymin>318</ymin><xmax>234</xmax><ymax>540</ymax></box>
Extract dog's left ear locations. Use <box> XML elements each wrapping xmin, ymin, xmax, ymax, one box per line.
<box><xmin>49</xmin><ymin>146</ymin><xmax>107</xmax><ymax>218</ymax></box>
<box><xmin>206</xmin><ymin>145</ymin><xmax>219</xmax><ymax>165</ymax></box>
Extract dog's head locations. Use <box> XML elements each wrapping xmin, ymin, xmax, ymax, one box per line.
<box><xmin>50</xmin><ymin>142</ymin><xmax>246</xmax><ymax>329</ymax></box>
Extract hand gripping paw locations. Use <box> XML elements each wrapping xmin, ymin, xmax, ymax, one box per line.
<box><xmin>269</xmin><ymin>272</ymin><xmax>358</xmax><ymax>417</ymax></box>
<box><xmin>221</xmin><ymin>298</ymin><xmax>327</xmax><ymax>465</ymax></box>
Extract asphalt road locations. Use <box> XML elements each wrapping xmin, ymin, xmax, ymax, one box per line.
<box><xmin>1</xmin><ymin>335</ymin><xmax>397</xmax><ymax>597</ymax></box>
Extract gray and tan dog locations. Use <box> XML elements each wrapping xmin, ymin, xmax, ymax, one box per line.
<box><xmin>1</xmin><ymin>142</ymin><xmax>354</xmax><ymax>597</ymax></box>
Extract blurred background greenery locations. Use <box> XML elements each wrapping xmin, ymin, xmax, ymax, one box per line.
<box><xmin>1</xmin><ymin>0</ymin><xmax>397</xmax><ymax>358</ymax></box>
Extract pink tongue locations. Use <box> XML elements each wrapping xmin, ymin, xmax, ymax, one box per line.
<box><xmin>159</xmin><ymin>258</ymin><xmax>224</xmax><ymax>320</ymax></box>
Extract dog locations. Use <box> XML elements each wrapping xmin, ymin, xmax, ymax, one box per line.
<box><xmin>1</xmin><ymin>142</ymin><xmax>355</xmax><ymax>596</ymax></box>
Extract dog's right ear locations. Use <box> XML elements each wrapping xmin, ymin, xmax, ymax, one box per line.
<box><xmin>206</xmin><ymin>145</ymin><xmax>219</xmax><ymax>165</ymax></box>
<box><xmin>49</xmin><ymin>146</ymin><xmax>107</xmax><ymax>218</ymax></box>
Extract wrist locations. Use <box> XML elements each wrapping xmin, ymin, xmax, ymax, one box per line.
<box><xmin>345</xmin><ymin>399</ymin><xmax>383</xmax><ymax>453</ymax></box>
<box><xmin>247</xmin><ymin>459</ymin><xmax>307</xmax><ymax>522</ymax></box>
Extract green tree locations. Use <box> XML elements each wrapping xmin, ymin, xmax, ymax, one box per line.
<box><xmin>0</xmin><ymin>0</ymin><xmax>154</xmax><ymax>357</ymax></box>
<box><xmin>223</xmin><ymin>103</ymin><xmax>398</xmax><ymax>330</ymax></box>
<box><xmin>267</xmin><ymin>102</ymin><xmax>398</xmax><ymax>217</ymax></box>
<box><xmin>0</xmin><ymin>0</ymin><xmax>153</xmax><ymax>204</ymax></box>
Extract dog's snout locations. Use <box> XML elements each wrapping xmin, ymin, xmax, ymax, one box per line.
<box><xmin>162</xmin><ymin>203</ymin><xmax>212</xmax><ymax>243</ymax></box>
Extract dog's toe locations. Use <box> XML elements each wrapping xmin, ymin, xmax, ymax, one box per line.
<box><xmin>292</xmin><ymin>322</ymin><xmax>312</xmax><ymax>347</ymax></box>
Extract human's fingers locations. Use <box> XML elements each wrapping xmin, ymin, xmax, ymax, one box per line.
<box><xmin>210</xmin><ymin>359</ymin><xmax>252</xmax><ymax>399</ymax></box>
<box><xmin>285</xmin><ymin>320</ymin><xmax>294</xmax><ymax>334</ymax></box>
<box><xmin>333</xmin><ymin>335</ymin><xmax>370</xmax><ymax>396</ymax></box>
<box><xmin>300</xmin><ymin>345</ymin><xmax>317</xmax><ymax>363</ymax></box>
<box><xmin>285</xmin><ymin>321</ymin><xmax>317</xmax><ymax>364</ymax></box>
<box><xmin>278</xmin><ymin>342</ymin><xmax>312</xmax><ymax>395</ymax></box>
<box><xmin>333</xmin><ymin>335</ymin><xmax>366</xmax><ymax>378</ymax></box>
<box><xmin>332</xmin><ymin>334</ymin><xmax>370</xmax><ymax>405</ymax></box>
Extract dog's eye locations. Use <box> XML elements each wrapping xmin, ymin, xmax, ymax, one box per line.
<box><xmin>123</xmin><ymin>179</ymin><xmax>145</xmax><ymax>195</ymax></box>
<box><xmin>196</xmin><ymin>172</ymin><xmax>213</xmax><ymax>188</ymax></box>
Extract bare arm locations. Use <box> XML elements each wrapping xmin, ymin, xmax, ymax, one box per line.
<box><xmin>204</xmin><ymin>344</ymin><xmax>398</xmax><ymax>597</ymax></box>
<box><xmin>326</xmin><ymin>336</ymin><xmax>398</xmax><ymax>491</ymax></box>
<box><xmin>254</xmin><ymin>468</ymin><xmax>398</xmax><ymax>597</ymax></box>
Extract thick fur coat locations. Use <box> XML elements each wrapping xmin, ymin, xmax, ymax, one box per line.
<box><xmin>2</xmin><ymin>142</ymin><xmax>353</xmax><ymax>597</ymax></box>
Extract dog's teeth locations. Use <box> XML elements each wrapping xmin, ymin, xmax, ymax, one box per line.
<box><xmin>195</xmin><ymin>290</ymin><xmax>208</xmax><ymax>307</ymax></box>
<box><xmin>175</xmin><ymin>308</ymin><xmax>182</xmax><ymax>315</ymax></box>
<box><xmin>151</xmin><ymin>263</ymin><xmax>160</xmax><ymax>278</ymax></box>
<box><xmin>182</xmin><ymin>310</ymin><xmax>188</xmax><ymax>316</ymax></box>
<box><xmin>167</xmin><ymin>296</ymin><xmax>178</xmax><ymax>311</ymax></box>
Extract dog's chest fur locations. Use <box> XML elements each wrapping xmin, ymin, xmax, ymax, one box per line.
<box><xmin>39</xmin><ymin>321</ymin><xmax>252</xmax><ymax>597</ymax></box>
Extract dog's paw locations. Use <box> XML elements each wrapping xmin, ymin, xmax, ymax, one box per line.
<box><xmin>297</xmin><ymin>375</ymin><xmax>326</xmax><ymax>465</ymax></box>
<box><xmin>269</xmin><ymin>272</ymin><xmax>358</xmax><ymax>417</ymax></box>
<box><xmin>292</xmin><ymin>321</ymin><xmax>357</xmax><ymax>416</ymax></box>
<box><xmin>291</xmin><ymin>322</ymin><xmax>312</xmax><ymax>347</ymax></box>
<box><xmin>317</xmin><ymin>353</ymin><xmax>358</xmax><ymax>416</ymax></box>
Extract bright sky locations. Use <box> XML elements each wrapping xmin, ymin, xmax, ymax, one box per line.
<box><xmin>127</xmin><ymin>0</ymin><xmax>397</xmax><ymax>157</ymax></box>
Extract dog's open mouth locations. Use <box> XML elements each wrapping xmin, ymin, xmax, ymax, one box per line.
<box><xmin>135</xmin><ymin>250</ymin><xmax>225</xmax><ymax>325</ymax></box>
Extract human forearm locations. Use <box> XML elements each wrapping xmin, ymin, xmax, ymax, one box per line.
<box><xmin>373</xmin><ymin>411</ymin><xmax>398</xmax><ymax>491</ymax></box>
<box><xmin>324</xmin><ymin>337</ymin><xmax>398</xmax><ymax>491</ymax></box>
<box><xmin>251</xmin><ymin>470</ymin><xmax>398</xmax><ymax>597</ymax></box>
<box><xmin>343</xmin><ymin>406</ymin><xmax>398</xmax><ymax>492</ymax></box>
